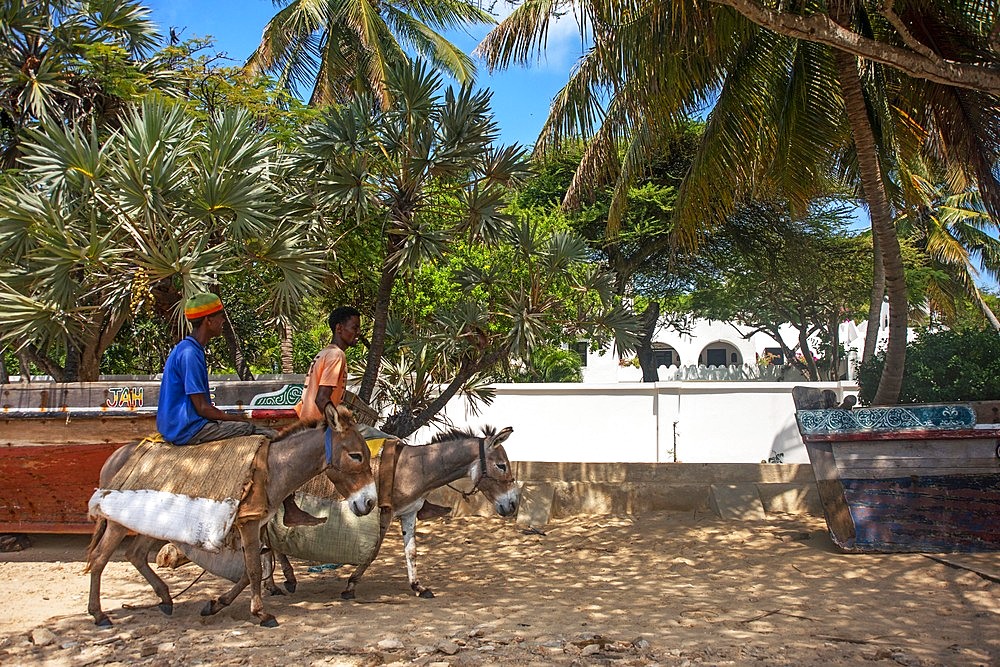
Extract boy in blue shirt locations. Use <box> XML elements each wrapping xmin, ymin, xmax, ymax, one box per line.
<box><xmin>158</xmin><ymin>292</ymin><xmax>323</xmax><ymax>526</ymax></box>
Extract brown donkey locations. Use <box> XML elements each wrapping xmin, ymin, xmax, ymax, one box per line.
<box><xmin>85</xmin><ymin>404</ymin><xmax>376</xmax><ymax>628</ymax></box>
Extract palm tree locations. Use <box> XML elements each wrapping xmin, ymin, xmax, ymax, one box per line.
<box><xmin>0</xmin><ymin>0</ymin><xmax>167</xmax><ymax>166</ymax></box>
<box><xmin>0</xmin><ymin>98</ymin><xmax>329</xmax><ymax>380</ymax></box>
<box><xmin>476</xmin><ymin>0</ymin><xmax>1000</xmax><ymax>404</ymax></box>
<box><xmin>293</xmin><ymin>60</ymin><xmax>637</xmax><ymax>433</ymax></box>
<box><xmin>244</xmin><ymin>0</ymin><xmax>495</xmax><ymax>108</ymax></box>
<box><xmin>293</xmin><ymin>59</ymin><xmax>532</xmax><ymax>404</ymax></box>
<box><xmin>895</xmin><ymin>171</ymin><xmax>1000</xmax><ymax>330</ymax></box>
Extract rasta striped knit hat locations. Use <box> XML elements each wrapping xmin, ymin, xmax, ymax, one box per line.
<box><xmin>184</xmin><ymin>292</ymin><xmax>224</xmax><ymax>321</ymax></box>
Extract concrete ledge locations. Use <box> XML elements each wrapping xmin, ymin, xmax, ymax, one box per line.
<box><xmin>513</xmin><ymin>461</ymin><xmax>815</xmax><ymax>484</ymax></box>
<box><xmin>429</xmin><ymin>463</ymin><xmax>821</xmax><ymax>526</ymax></box>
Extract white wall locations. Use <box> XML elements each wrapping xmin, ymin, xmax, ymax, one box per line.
<box><xmin>410</xmin><ymin>381</ymin><xmax>858</xmax><ymax>465</ymax></box>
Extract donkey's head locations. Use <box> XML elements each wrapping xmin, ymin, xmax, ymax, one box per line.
<box><xmin>324</xmin><ymin>403</ymin><xmax>376</xmax><ymax>516</ymax></box>
<box><xmin>476</xmin><ymin>426</ymin><xmax>519</xmax><ymax>518</ymax></box>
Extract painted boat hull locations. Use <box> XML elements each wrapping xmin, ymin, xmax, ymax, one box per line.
<box><xmin>796</xmin><ymin>395</ymin><xmax>1000</xmax><ymax>553</ymax></box>
<box><xmin>0</xmin><ymin>380</ymin><xmax>305</xmax><ymax>533</ymax></box>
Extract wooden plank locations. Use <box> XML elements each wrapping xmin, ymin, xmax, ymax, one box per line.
<box><xmin>0</xmin><ymin>416</ymin><xmax>158</xmax><ymax>446</ymax></box>
<box><xmin>803</xmin><ymin>428</ymin><xmax>1000</xmax><ymax>442</ymax></box>
<box><xmin>803</xmin><ymin>442</ymin><xmax>856</xmax><ymax>547</ymax></box>
<box><xmin>839</xmin><ymin>475</ymin><xmax>1000</xmax><ymax>552</ymax></box>
<box><xmin>841</xmin><ymin>465</ymin><xmax>1000</xmax><ymax>479</ymax></box>
<box><xmin>0</xmin><ymin>442</ymin><xmax>120</xmax><ymax>531</ymax></box>
<box><xmin>834</xmin><ymin>439</ymin><xmax>998</xmax><ymax>461</ymax></box>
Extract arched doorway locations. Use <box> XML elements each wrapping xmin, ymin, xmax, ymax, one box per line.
<box><xmin>698</xmin><ymin>341</ymin><xmax>742</xmax><ymax>367</ymax></box>
<box><xmin>651</xmin><ymin>342</ymin><xmax>681</xmax><ymax>369</ymax></box>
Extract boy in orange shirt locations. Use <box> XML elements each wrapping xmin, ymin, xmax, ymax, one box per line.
<box><xmin>296</xmin><ymin>307</ymin><xmax>362</xmax><ymax>423</ymax></box>
<box><xmin>296</xmin><ymin>307</ymin><xmax>450</xmax><ymax>520</ymax></box>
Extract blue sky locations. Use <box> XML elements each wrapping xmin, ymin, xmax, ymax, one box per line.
<box><xmin>141</xmin><ymin>0</ymin><xmax>582</xmax><ymax>148</ymax></box>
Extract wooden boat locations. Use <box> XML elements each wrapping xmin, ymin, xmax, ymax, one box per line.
<box><xmin>792</xmin><ymin>387</ymin><xmax>1000</xmax><ymax>553</ymax></box>
<box><xmin>0</xmin><ymin>379</ymin><xmax>305</xmax><ymax>534</ymax></box>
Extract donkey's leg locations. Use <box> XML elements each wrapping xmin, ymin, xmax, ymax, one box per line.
<box><xmin>400</xmin><ymin>512</ymin><xmax>433</xmax><ymax>599</ymax></box>
<box><xmin>341</xmin><ymin>509</ymin><xmax>391</xmax><ymax>600</ymax></box>
<box><xmin>201</xmin><ymin>571</ymin><xmax>250</xmax><ymax>617</ymax></box>
<box><xmin>86</xmin><ymin>519</ymin><xmax>129</xmax><ymax>627</ymax></box>
<box><xmin>277</xmin><ymin>553</ymin><xmax>297</xmax><ymax>594</ymax></box>
<box><xmin>263</xmin><ymin>568</ymin><xmax>283</xmax><ymax>596</ymax></box>
<box><xmin>262</xmin><ymin>552</ymin><xmax>292</xmax><ymax>596</ymax></box>
<box><xmin>238</xmin><ymin>521</ymin><xmax>277</xmax><ymax>627</ymax></box>
<box><xmin>125</xmin><ymin>536</ymin><xmax>173</xmax><ymax>616</ymax></box>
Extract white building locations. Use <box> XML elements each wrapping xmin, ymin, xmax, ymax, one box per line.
<box><xmin>578</xmin><ymin>305</ymin><xmax>899</xmax><ymax>384</ymax></box>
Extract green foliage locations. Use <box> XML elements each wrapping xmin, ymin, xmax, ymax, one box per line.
<box><xmin>686</xmin><ymin>201</ymin><xmax>871</xmax><ymax>380</ymax></box>
<box><xmin>506</xmin><ymin>346</ymin><xmax>583</xmax><ymax>383</ymax></box>
<box><xmin>295</xmin><ymin>60</ymin><xmax>639</xmax><ymax>436</ymax></box>
<box><xmin>246</xmin><ymin>0</ymin><xmax>493</xmax><ymax>106</ymax></box>
<box><xmin>0</xmin><ymin>0</ymin><xmax>166</xmax><ymax>164</ymax></box>
<box><xmin>164</xmin><ymin>38</ymin><xmax>320</xmax><ymax>147</ymax></box>
<box><xmin>100</xmin><ymin>312</ymin><xmax>173</xmax><ymax>375</ymax></box>
<box><xmin>0</xmin><ymin>97</ymin><xmax>330</xmax><ymax>379</ymax></box>
<box><xmin>857</xmin><ymin>328</ymin><xmax>1000</xmax><ymax>404</ymax></box>
<box><xmin>514</xmin><ymin>123</ymin><xmax>704</xmax><ymax>300</ymax></box>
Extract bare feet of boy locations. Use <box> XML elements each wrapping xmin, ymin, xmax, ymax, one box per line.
<box><xmin>283</xmin><ymin>497</ymin><xmax>327</xmax><ymax>527</ymax></box>
<box><xmin>417</xmin><ymin>501</ymin><xmax>451</xmax><ymax>520</ymax></box>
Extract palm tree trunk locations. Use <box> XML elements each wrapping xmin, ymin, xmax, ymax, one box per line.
<box><xmin>17</xmin><ymin>350</ymin><xmax>32</xmax><ymax>382</ymax></box>
<box><xmin>828</xmin><ymin>313</ymin><xmax>841</xmax><ymax>381</ymax></box>
<box><xmin>358</xmin><ymin>250</ymin><xmax>401</xmax><ymax>404</ymax></box>
<box><xmin>797</xmin><ymin>328</ymin><xmax>820</xmax><ymax>381</ymax></box>
<box><xmin>280</xmin><ymin>322</ymin><xmax>294</xmax><ymax>373</ymax></box>
<box><xmin>973</xmin><ymin>291</ymin><xmax>1000</xmax><ymax>331</ymax></box>
<box><xmin>22</xmin><ymin>343</ymin><xmax>64</xmax><ymax>381</ymax></box>
<box><xmin>834</xmin><ymin>49</ymin><xmax>908</xmax><ymax>405</ymax></box>
<box><xmin>64</xmin><ymin>338</ymin><xmax>82</xmax><ymax>382</ymax></box>
<box><xmin>222</xmin><ymin>313</ymin><xmax>254</xmax><ymax>381</ymax></box>
<box><xmin>77</xmin><ymin>308</ymin><xmax>130</xmax><ymax>381</ymax></box>
<box><xmin>862</xmin><ymin>229</ymin><xmax>885</xmax><ymax>362</ymax></box>
<box><xmin>636</xmin><ymin>301</ymin><xmax>661</xmax><ymax>382</ymax></box>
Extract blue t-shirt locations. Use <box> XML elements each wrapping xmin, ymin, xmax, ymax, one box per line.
<box><xmin>157</xmin><ymin>336</ymin><xmax>210</xmax><ymax>444</ymax></box>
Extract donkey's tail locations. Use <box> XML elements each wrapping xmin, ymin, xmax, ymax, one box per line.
<box><xmin>84</xmin><ymin>517</ymin><xmax>107</xmax><ymax>573</ymax></box>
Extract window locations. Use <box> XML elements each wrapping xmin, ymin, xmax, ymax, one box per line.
<box><xmin>705</xmin><ymin>348</ymin><xmax>727</xmax><ymax>367</ymax></box>
<box><xmin>574</xmin><ymin>341</ymin><xmax>589</xmax><ymax>367</ymax></box>
<box><xmin>653</xmin><ymin>348</ymin><xmax>674</xmax><ymax>368</ymax></box>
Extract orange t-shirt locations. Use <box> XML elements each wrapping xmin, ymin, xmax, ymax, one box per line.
<box><xmin>295</xmin><ymin>345</ymin><xmax>347</xmax><ymax>422</ymax></box>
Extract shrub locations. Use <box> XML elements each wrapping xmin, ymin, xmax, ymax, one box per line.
<box><xmin>857</xmin><ymin>328</ymin><xmax>1000</xmax><ymax>404</ymax></box>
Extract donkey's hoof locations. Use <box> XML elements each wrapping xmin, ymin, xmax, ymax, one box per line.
<box><xmin>201</xmin><ymin>600</ymin><xmax>221</xmax><ymax>616</ymax></box>
<box><xmin>94</xmin><ymin>616</ymin><xmax>113</xmax><ymax>628</ymax></box>
<box><xmin>340</xmin><ymin>590</ymin><xmax>355</xmax><ymax>600</ymax></box>
<box><xmin>158</xmin><ymin>603</ymin><xmax>173</xmax><ymax>616</ymax></box>
<box><xmin>267</xmin><ymin>586</ymin><xmax>285</xmax><ymax>597</ymax></box>
<box><xmin>419</xmin><ymin>589</ymin><xmax>435</xmax><ymax>599</ymax></box>
<box><xmin>260</xmin><ymin>615</ymin><xmax>279</xmax><ymax>628</ymax></box>
<box><xmin>284</xmin><ymin>580</ymin><xmax>297</xmax><ymax>594</ymax></box>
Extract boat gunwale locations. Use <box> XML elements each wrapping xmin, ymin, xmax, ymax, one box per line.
<box><xmin>800</xmin><ymin>427</ymin><xmax>1000</xmax><ymax>443</ymax></box>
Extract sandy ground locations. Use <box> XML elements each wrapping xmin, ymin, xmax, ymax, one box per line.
<box><xmin>1</xmin><ymin>511</ymin><xmax>997</xmax><ymax>666</ymax></box>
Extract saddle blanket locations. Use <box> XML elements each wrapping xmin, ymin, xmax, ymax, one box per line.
<box><xmin>88</xmin><ymin>435</ymin><xmax>269</xmax><ymax>552</ymax></box>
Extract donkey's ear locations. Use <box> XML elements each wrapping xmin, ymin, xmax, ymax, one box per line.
<box><xmin>325</xmin><ymin>403</ymin><xmax>355</xmax><ymax>432</ymax></box>
<box><xmin>486</xmin><ymin>426</ymin><xmax>513</xmax><ymax>449</ymax></box>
